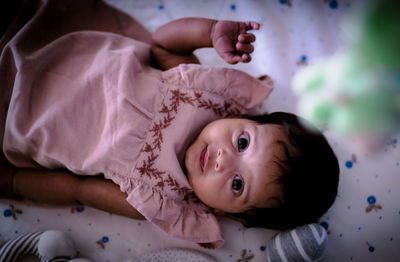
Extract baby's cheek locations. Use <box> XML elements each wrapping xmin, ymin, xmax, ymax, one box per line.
<box><xmin>188</xmin><ymin>171</ymin><xmax>202</xmax><ymax>190</ymax></box>
<box><xmin>194</xmin><ymin>179</ymin><xmax>215</xmax><ymax>201</ymax></box>
<box><xmin>189</xmin><ymin>177</ymin><xmax>202</xmax><ymax>195</ymax></box>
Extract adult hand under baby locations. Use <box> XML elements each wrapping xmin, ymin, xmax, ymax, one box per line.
<box><xmin>211</xmin><ymin>20</ymin><xmax>260</xmax><ymax>64</ymax></box>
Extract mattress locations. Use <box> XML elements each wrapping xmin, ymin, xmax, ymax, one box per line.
<box><xmin>1</xmin><ymin>0</ymin><xmax>398</xmax><ymax>261</ymax></box>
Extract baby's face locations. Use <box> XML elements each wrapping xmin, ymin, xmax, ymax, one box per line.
<box><xmin>185</xmin><ymin>118</ymin><xmax>287</xmax><ymax>213</ymax></box>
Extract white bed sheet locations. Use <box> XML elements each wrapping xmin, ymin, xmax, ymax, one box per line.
<box><xmin>1</xmin><ymin>0</ymin><xmax>399</xmax><ymax>261</ymax></box>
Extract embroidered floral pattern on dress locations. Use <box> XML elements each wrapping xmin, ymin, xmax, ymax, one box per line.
<box><xmin>136</xmin><ymin>88</ymin><xmax>243</xmax><ymax>200</ymax></box>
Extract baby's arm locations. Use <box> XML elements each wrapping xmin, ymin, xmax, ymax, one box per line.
<box><xmin>151</xmin><ymin>18</ymin><xmax>259</xmax><ymax>70</ymax></box>
<box><xmin>2</xmin><ymin>165</ymin><xmax>144</xmax><ymax>220</ymax></box>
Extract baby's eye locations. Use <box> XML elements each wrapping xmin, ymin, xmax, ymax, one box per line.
<box><xmin>237</xmin><ymin>132</ymin><xmax>250</xmax><ymax>152</ymax></box>
<box><xmin>232</xmin><ymin>175</ymin><xmax>243</xmax><ymax>194</ymax></box>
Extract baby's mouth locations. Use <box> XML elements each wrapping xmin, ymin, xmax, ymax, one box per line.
<box><xmin>200</xmin><ymin>146</ymin><xmax>208</xmax><ymax>172</ymax></box>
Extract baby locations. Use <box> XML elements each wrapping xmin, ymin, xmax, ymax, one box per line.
<box><xmin>0</xmin><ymin>0</ymin><xmax>339</xmax><ymax>247</ymax></box>
<box><xmin>185</xmin><ymin>113</ymin><xmax>339</xmax><ymax>231</ymax></box>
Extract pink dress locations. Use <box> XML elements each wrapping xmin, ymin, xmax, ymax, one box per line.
<box><xmin>0</xmin><ymin>0</ymin><xmax>273</xmax><ymax>247</ymax></box>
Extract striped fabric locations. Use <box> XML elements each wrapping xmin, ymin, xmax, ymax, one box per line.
<box><xmin>266</xmin><ymin>223</ymin><xmax>328</xmax><ymax>262</ymax></box>
<box><xmin>0</xmin><ymin>231</ymin><xmax>42</xmax><ymax>262</ymax></box>
<box><xmin>0</xmin><ymin>231</ymin><xmax>70</xmax><ymax>262</ymax></box>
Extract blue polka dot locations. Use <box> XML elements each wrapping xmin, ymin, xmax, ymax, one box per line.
<box><xmin>345</xmin><ymin>161</ymin><xmax>353</xmax><ymax>168</ymax></box>
<box><xmin>230</xmin><ymin>4</ymin><xmax>236</xmax><ymax>11</ymax></box>
<box><xmin>301</xmin><ymin>55</ymin><xmax>307</xmax><ymax>62</ymax></box>
<box><xmin>367</xmin><ymin>195</ymin><xmax>376</xmax><ymax>204</ymax></box>
<box><xmin>320</xmin><ymin>221</ymin><xmax>329</xmax><ymax>229</ymax></box>
<box><xmin>279</xmin><ymin>0</ymin><xmax>286</xmax><ymax>4</ymax></box>
<box><xmin>368</xmin><ymin>246</ymin><xmax>375</xmax><ymax>252</ymax></box>
<box><xmin>393</xmin><ymin>138</ymin><xmax>398</xmax><ymax>144</ymax></box>
<box><xmin>102</xmin><ymin>236</ymin><xmax>109</xmax><ymax>243</ymax></box>
<box><xmin>3</xmin><ymin>209</ymin><xmax>12</xmax><ymax>217</ymax></box>
<box><xmin>329</xmin><ymin>0</ymin><xmax>338</xmax><ymax>9</ymax></box>
<box><xmin>260</xmin><ymin>245</ymin><xmax>266</xmax><ymax>251</ymax></box>
<box><xmin>158</xmin><ymin>5</ymin><xmax>164</xmax><ymax>10</ymax></box>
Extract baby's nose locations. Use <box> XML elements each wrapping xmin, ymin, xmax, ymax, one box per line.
<box><xmin>215</xmin><ymin>148</ymin><xmax>232</xmax><ymax>172</ymax></box>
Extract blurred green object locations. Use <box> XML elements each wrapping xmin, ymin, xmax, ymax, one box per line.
<box><xmin>357</xmin><ymin>0</ymin><xmax>400</xmax><ymax>68</ymax></box>
<box><xmin>293</xmin><ymin>0</ymin><xmax>400</xmax><ymax>138</ymax></box>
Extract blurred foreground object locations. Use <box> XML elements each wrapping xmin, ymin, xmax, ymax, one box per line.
<box><xmin>293</xmin><ymin>0</ymin><xmax>400</xmax><ymax>151</ymax></box>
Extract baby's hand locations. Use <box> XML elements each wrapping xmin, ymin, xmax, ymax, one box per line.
<box><xmin>211</xmin><ymin>20</ymin><xmax>260</xmax><ymax>64</ymax></box>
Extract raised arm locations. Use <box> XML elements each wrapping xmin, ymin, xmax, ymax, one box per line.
<box><xmin>151</xmin><ymin>18</ymin><xmax>260</xmax><ymax>70</ymax></box>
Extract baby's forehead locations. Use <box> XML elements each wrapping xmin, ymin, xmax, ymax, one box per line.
<box><xmin>255</xmin><ymin>124</ymin><xmax>290</xmax><ymax>177</ymax></box>
<box><xmin>257</xmin><ymin>122</ymin><xmax>289</xmax><ymax>148</ymax></box>
<box><xmin>250</xmin><ymin>160</ymin><xmax>285</xmax><ymax>209</ymax></box>
<box><xmin>245</xmin><ymin>123</ymin><xmax>288</xmax><ymax>203</ymax></box>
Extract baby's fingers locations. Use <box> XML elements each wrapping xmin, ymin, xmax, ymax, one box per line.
<box><xmin>236</xmin><ymin>42</ymin><xmax>254</xmax><ymax>54</ymax></box>
<box><xmin>222</xmin><ymin>53</ymin><xmax>242</xmax><ymax>64</ymax></box>
<box><xmin>241</xmin><ymin>53</ymin><xmax>252</xmax><ymax>63</ymax></box>
<box><xmin>245</xmin><ymin>21</ymin><xmax>260</xmax><ymax>31</ymax></box>
<box><xmin>238</xmin><ymin>33</ymin><xmax>256</xmax><ymax>43</ymax></box>
<box><xmin>221</xmin><ymin>52</ymin><xmax>252</xmax><ymax>64</ymax></box>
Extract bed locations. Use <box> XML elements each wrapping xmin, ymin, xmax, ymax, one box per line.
<box><xmin>1</xmin><ymin>0</ymin><xmax>399</xmax><ymax>261</ymax></box>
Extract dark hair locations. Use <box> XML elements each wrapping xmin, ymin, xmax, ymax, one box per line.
<box><xmin>229</xmin><ymin>112</ymin><xmax>339</xmax><ymax>230</ymax></box>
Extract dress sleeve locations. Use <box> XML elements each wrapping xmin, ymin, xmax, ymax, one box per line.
<box><xmin>164</xmin><ymin>64</ymin><xmax>273</xmax><ymax>112</ymax></box>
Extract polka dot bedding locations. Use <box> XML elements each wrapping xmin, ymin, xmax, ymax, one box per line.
<box><xmin>127</xmin><ymin>248</ymin><xmax>217</xmax><ymax>262</ymax></box>
<box><xmin>1</xmin><ymin>1</ymin><xmax>398</xmax><ymax>261</ymax></box>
